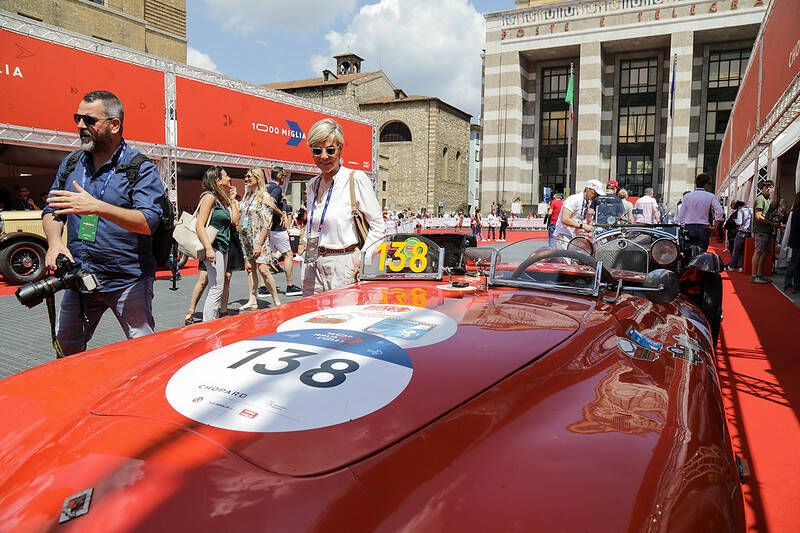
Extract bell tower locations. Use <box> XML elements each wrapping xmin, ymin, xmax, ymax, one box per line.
<box><xmin>334</xmin><ymin>53</ymin><xmax>364</xmax><ymax>75</ymax></box>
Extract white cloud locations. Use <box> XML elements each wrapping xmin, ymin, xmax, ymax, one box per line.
<box><xmin>199</xmin><ymin>0</ymin><xmax>358</xmax><ymax>35</ymax></box>
<box><xmin>312</xmin><ymin>0</ymin><xmax>486</xmax><ymax>118</ymax></box>
<box><xmin>187</xmin><ymin>46</ymin><xmax>221</xmax><ymax>73</ymax></box>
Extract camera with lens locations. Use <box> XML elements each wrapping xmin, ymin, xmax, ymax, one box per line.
<box><xmin>15</xmin><ymin>254</ymin><xmax>98</xmax><ymax>308</ymax></box>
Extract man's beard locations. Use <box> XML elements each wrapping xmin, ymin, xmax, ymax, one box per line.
<box><xmin>79</xmin><ymin>127</ymin><xmax>110</xmax><ymax>153</ymax></box>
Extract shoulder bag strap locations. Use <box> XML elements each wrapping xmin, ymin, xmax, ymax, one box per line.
<box><xmin>349</xmin><ymin>171</ymin><xmax>358</xmax><ymax>215</ymax></box>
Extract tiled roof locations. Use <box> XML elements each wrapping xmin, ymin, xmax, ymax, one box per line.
<box><xmin>262</xmin><ymin>71</ymin><xmax>373</xmax><ymax>90</ymax></box>
<box><xmin>361</xmin><ymin>95</ymin><xmax>436</xmax><ymax>104</ymax></box>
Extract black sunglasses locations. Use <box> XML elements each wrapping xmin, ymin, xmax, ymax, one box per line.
<box><xmin>73</xmin><ymin>114</ymin><xmax>115</xmax><ymax>127</ymax></box>
<box><xmin>310</xmin><ymin>146</ymin><xmax>338</xmax><ymax>156</ymax></box>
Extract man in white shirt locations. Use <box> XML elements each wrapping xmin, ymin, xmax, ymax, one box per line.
<box><xmin>677</xmin><ymin>173</ymin><xmax>724</xmax><ymax>252</ymax></box>
<box><xmin>552</xmin><ymin>179</ymin><xmax>605</xmax><ymax>249</ymax></box>
<box><xmin>727</xmin><ymin>200</ymin><xmax>752</xmax><ymax>271</ymax></box>
<box><xmin>634</xmin><ymin>188</ymin><xmax>660</xmax><ymax>224</ymax></box>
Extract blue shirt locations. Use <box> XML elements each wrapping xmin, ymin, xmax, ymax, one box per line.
<box><xmin>267</xmin><ymin>181</ymin><xmax>286</xmax><ymax>231</ymax></box>
<box><xmin>43</xmin><ymin>141</ymin><xmax>163</xmax><ymax>292</ymax></box>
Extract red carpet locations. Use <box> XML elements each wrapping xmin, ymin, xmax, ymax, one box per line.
<box><xmin>711</xmin><ymin>243</ymin><xmax>800</xmax><ymax>533</ymax></box>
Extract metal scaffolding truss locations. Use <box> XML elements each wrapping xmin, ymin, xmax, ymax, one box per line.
<box><xmin>0</xmin><ymin>123</ymin><xmax>171</xmax><ymax>159</ymax></box>
<box><xmin>170</xmin><ymin>147</ymin><xmax>319</xmax><ymax>175</ymax></box>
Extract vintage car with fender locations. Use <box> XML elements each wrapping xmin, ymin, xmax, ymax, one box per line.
<box><xmin>0</xmin><ymin>233</ymin><xmax>743</xmax><ymax>531</ymax></box>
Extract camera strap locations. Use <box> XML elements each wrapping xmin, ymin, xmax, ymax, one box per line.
<box><xmin>46</xmin><ymin>295</ymin><xmax>65</xmax><ymax>359</ymax></box>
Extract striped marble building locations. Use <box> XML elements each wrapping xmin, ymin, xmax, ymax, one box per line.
<box><xmin>481</xmin><ymin>0</ymin><xmax>767</xmax><ymax>210</ymax></box>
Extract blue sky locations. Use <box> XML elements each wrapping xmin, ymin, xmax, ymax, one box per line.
<box><xmin>187</xmin><ymin>0</ymin><xmax>514</xmax><ymax>120</ymax></box>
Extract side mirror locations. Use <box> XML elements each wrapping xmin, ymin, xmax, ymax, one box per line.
<box><xmin>642</xmin><ymin>269</ymin><xmax>680</xmax><ymax>304</ymax></box>
<box><xmin>464</xmin><ymin>247</ymin><xmax>494</xmax><ymax>269</ymax></box>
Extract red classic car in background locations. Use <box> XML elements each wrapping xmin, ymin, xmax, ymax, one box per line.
<box><xmin>0</xmin><ymin>233</ymin><xmax>743</xmax><ymax>531</ymax></box>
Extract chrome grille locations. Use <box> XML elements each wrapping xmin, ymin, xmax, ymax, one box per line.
<box><xmin>596</xmin><ymin>239</ymin><xmax>649</xmax><ymax>272</ymax></box>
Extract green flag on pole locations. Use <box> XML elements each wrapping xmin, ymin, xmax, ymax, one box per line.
<box><xmin>565</xmin><ymin>72</ymin><xmax>573</xmax><ymax>105</ymax></box>
<box><xmin>565</xmin><ymin>70</ymin><xmax>574</xmax><ymax>119</ymax></box>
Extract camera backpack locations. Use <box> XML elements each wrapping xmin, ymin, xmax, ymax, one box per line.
<box><xmin>57</xmin><ymin>150</ymin><xmax>175</xmax><ymax>268</ymax></box>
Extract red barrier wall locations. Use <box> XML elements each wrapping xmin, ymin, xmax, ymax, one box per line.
<box><xmin>176</xmin><ymin>77</ymin><xmax>374</xmax><ymax>172</ymax></box>
<box><xmin>0</xmin><ymin>29</ymin><xmax>166</xmax><ymax>144</ymax></box>
<box><xmin>758</xmin><ymin>0</ymin><xmax>800</xmax><ymax>124</ymax></box>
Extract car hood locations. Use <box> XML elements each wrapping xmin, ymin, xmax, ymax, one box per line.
<box><xmin>86</xmin><ymin>283</ymin><xmax>586</xmax><ymax>476</ymax></box>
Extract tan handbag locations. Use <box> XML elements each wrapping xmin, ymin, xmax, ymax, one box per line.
<box><xmin>349</xmin><ymin>171</ymin><xmax>370</xmax><ymax>249</ymax></box>
<box><xmin>173</xmin><ymin>194</ymin><xmax>219</xmax><ymax>261</ymax></box>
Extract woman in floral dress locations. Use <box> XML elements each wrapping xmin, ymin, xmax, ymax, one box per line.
<box><xmin>238</xmin><ymin>167</ymin><xmax>281</xmax><ymax>309</ymax></box>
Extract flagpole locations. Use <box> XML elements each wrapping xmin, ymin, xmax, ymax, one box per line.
<box><xmin>667</xmin><ymin>53</ymin><xmax>676</xmax><ymax>210</ymax></box>
<box><xmin>566</xmin><ymin>63</ymin><xmax>574</xmax><ymax>193</ymax></box>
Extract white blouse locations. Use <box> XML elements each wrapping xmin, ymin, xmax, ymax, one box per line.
<box><xmin>306</xmin><ymin>165</ymin><xmax>386</xmax><ymax>250</ymax></box>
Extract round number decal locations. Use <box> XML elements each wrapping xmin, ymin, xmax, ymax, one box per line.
<box><xmin>165</xmin><ymin>330</ymin><xmax>412</xmax><ymax>433</ymax></box>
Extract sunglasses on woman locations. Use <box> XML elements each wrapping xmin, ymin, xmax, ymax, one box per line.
<box><xmin>73</xmin><ymin>114</ymin><xmax>115</xmax><ymax>127</ymax></box>
<box><xmin>310</xmin><ymin>146</ymin><xmax>338</xmax><ymax>156</ymax></box>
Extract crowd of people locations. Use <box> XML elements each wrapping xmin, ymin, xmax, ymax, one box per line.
<box><xmin>9</xmin><ymin>88</ymin><xmax>799</xmax><ymax>358</ymax></box>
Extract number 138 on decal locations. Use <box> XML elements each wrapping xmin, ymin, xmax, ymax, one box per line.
<box><xmin>228</xmin><ymin>346</ymin><xmax>359</xmax><ymax>388</ymax></box>
<box><xmin>376</xmin><ymin>240</ymin><xmax>428</xmax><ymax>273</ymax></box>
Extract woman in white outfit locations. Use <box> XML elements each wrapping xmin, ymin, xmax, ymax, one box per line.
<box><xmin>302</xmin><ymin>118</ymin><xmax>386</xmax><ymax>296</ymax></box>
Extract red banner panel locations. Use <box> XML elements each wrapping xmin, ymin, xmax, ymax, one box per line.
<box><xmin>0</xmin><ymin>29</ymin><xmax>165</xmax><ymax>144</ymax></box>
<box><xmin>717</xmin><ymin>131</ymin><xmax>730</xmax><ymax>185</ymax></box>
<box><xmin>730</xmin><ymin>42</ymin><xmax>760</xmax><ymax>166</ymax></box>
<box><xmin>759</xmin><ymin>0</ymin><xmax>800</xmax><ymax>124</ymax></box>
<box><xmin>176</xmin><ymin>77</ymin><xmax>373</xmax><ymax>172</ymax></box>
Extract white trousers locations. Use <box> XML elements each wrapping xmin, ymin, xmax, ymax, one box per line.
<box><xmin>202</xmin><ymin>251</ymin><xmax>228</xmax><ymax>321</ymax></box>
<box><xmin>302</xmin><ymin>250</ymin><xmax>358</xmax><ymax>297</ymax></box>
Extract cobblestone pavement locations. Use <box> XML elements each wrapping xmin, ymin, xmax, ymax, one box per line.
<box><xmin>0</xmin><ymin>268</ymin><xmax>302</xmax><ymax>380</ymax></box>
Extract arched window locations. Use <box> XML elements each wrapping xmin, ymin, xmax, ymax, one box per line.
<box><xmin>380</xmin><ymin>121</ymin><xmax>413</xmax><ymax>142</ymax></box>
<box><xmin>456</xmin><ymin>151</ymin><xmax>462</xmax><ymax>183</ymax></box>
<box><xmin>441</xmin><ymin>146</ymin><xmax>449</xmax><ymax>182</ymax></box>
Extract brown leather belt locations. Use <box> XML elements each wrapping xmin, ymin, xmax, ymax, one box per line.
<box><xmin>319</xmin><ymin>243</ymin><xmax>359</xmax><ymax>256</ymax></box>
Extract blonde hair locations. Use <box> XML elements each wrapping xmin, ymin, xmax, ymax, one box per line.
<box><xmin>245</xmin><ymin>167</ymin><xmax>268</xmax><ymax>204</ymax></box>
<box><xmin>618</xmin><ymin>188</ymin><xmax>629</xmax><ymax>200</ymax></box>
<box><xmin>307</xmin><ymin>118</ymin><xmax>344</xmax><ymax>148</ymax></box>
<box><xmin>202</xmin><ymin>166</ymin><xmax>231</xmax><ymax>207</ymax></box>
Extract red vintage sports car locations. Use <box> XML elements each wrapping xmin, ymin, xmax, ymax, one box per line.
<box><xmin>0</xmin><ymin>233</ymin><xmax>743</xmax><ymax>531</ymax></box>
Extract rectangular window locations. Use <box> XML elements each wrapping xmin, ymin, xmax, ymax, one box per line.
<box><xmin>617</xmin><ymin>154</ymin><xmax>654</xmax><ymax>197</ymax></box>
<box><xmin>705</xmin><ymin>101</ymin><xmax>733</xmax><ymax>141</ymax></box>
<box><xmin>618</xmin><ymin>106</ymin><xmax>656</xmax><ymax>143</ymax></box>
<box><xmin>541</xmin><ymin>110</ymin><xmax>568</xmax><ymax>146</ymax></box>
<box><xmin>540</xmin><ymin>156</ymin><xmax>567</xmax><ymax>194</ymax></box>
<box><xmin>708</xmin><ymin>49</ymin><xmax>750</xmax><ymax>89</ymax></box>
<box><xmin>542</xmin><ymin>67</ymin><xmax>570</xmax><ymax>101</ymax></box>
<box><xmin>620</xmin><ymin>58</ymin><xmax>658</xmax><ymax>94</ymax></box>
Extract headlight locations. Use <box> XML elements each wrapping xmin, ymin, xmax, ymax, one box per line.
<box><xmin>651</xmin><ymin>238</ymin><xmax>679</xmax><ymax>265</ymax></box>
<box><xmin>567</xmin><ymin>236</ymin><xmax>594</xmax><ymax>255</ymax></box>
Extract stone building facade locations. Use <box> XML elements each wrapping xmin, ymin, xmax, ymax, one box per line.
<box><xmin>482</xmin><ymin>0</ymin><xmax>767</xmax><ymax>212</ymax></box>
<box><xmin>0</xmin><ymin>0</ymin><xmax>186</xmax><ymax>62</ymax></box>
<box><xmin>265</xmin><ymin>54</ymin><xmax>472</xmax><ymax>214</ymax></box>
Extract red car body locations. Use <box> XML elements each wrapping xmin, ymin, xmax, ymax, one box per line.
<box><xmin>0</xmin><ymin>242</ymin><xmax>743</xmax><ymax>531</ymax></box>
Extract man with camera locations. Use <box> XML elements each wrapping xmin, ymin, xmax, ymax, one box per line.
<box><xmin>41</xmin><ymin>90</ymin><xmax>164</xmax><ymax>355</ymax></box>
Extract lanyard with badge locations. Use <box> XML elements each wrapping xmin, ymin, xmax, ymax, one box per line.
<box><xmin>77</xmin><ymin>147</ymin><xmax>125</xmax><ymax>242</ymax></box>
<box><xmin>305</xmin><ymin>177</ymin><xmax>334</xmax><ymax>265</ymax></box>
<box><xmin>241</xmin><ymin>194</ymin><xmax>257</xmax><ymax>230</ymax></box>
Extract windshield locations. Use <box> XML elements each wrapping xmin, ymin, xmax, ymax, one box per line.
<box><xmin>360</xmin><ymin>235</ymin><xmax>445</xmax><ymax>280</ymax></box>
<box><xmin>489</xmin><ymin>238</ymin><xmax>603</xmax><ymax>297</ymax></box>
